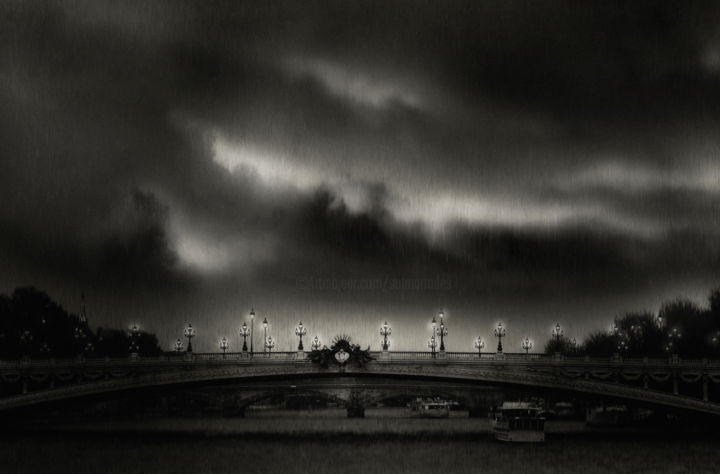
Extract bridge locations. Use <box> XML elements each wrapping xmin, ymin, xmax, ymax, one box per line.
<box><xmin>2</xmin><ymin>351</ymin><xmax>720</xmax><ymax>416</ymax></box>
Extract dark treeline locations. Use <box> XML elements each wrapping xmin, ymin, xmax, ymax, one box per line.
<box><xmin>545</xmin><ymin>288</ymin><xmax>720</xmax><ymax>358</ymax></box>
<box><xmin>0</xmin><ymin>287</ymin><xmax>161</xmax><ymax>359</ymax></box>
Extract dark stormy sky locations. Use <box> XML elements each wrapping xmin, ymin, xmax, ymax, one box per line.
<box><xmin>1</xmin><ymin>0</ymin><xmax>720</xmax><ymax>351</ymax></box>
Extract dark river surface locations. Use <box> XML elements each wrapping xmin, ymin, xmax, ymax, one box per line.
<box><xmin>2</xmin><ymin>409</ymin><xmax>718</xmax><ymax>474</ymax></box>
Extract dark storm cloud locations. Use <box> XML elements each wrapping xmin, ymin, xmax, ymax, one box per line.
<box><xmin>1</xmin><ymin>0</ymin><xmax>720</xmax><ymax>348</ymax></box>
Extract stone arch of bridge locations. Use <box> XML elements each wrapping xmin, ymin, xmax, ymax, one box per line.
<box><xmin>2</xmin><ymin>362</ymin><xmax>720</xmax><ymax>417</ymax></box>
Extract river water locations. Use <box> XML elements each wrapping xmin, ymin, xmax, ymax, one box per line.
<box><xmin>2</xmin><ymin>409</ymin><xmax>718</xmax><ymax>473</ymax></box>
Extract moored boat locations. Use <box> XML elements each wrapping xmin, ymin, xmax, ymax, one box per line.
<box><xmin>407</xmin><ymin>397</ymin><xmax>450</xmax><ymax>418</ymax></box>
<box><xmin>493</xmin><ymin>402</ymin><xmax>546</xmax><ymax>442</ymax></box>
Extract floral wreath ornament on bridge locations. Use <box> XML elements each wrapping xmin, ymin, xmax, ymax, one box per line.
<box><xmin>308</xmin><ymin>335</ymin><xmax>374</xmax><ymax>369</ymax></box>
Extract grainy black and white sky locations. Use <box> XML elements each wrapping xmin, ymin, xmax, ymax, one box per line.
<box><xmin>1</xmin><ymin>0</ymin><xmax>720</xmax><ymax>351</ymax></box>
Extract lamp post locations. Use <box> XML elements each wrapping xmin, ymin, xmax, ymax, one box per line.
<box><xmin>428</xmin><ymin>335</ymin><xmax>437</xmax><ymax>358</ymax></box>
<box><xmin>311</xmin><ymin>336</ymin><xmax>321</xmax><ymax>351</ymax></box>
<box><xmin>220</xmin><ymin>337</ymin><xmax>229</xmax><ymax>356</ymax></box>
<box><xmin>184</xmin><ymin>323</ymin><xmax>195</xmax><ymax>353</ymax></box>
<box><xmin>521</xmin><ymin>337</ymin><xmax>533</xmax><ymax>355</ymax></box>
<box><xmin>552</xmin><ymin>323</ymin><xmax>563</xmax><ymax>344</ymax></box>
<box><xmin>249</xmin><ymin>308</ymin><xmax>255</xmax><ymax>357</ymax></box>
<box><xmin>295</xmin><ymin>321</ymin><xmax>307</xmax><ymax>351</ymax></box>
<box><xmin>431</xmin><ymin>316</ymin><xmax>437</xmax><ymax>354</ymax></box>
<box><xmin>474</xmin><ymin>336</ymin><xmax>484</xmax><ymax>357</ymax></box>
<box><xmin>436</xmin><ymin>311</ymin><xmax>447</xmax><ymax>352</ymax></box>
<box><xmin>73</xmin><ymin>325</ymin><xmax>87</xmax><ymax>357</ymax></box>
<box><xmin>494</xmin><ymin>322</ymin><xmax>506</xmax><ymax>353</ymax></box>
<box><xmin>262</xmin><ymin>317</ymin><xmax>268</xmax><ymax>353</ymax></box>
<box><xmin>265</xmin><ymin>336</ymin><xmax>275</xmax><ymax>354</ymax></box>
<box><xmin>19</xmin><ymin>330</ymin><xmax>33</xmax><ymax>358</ymax></box>
<box><xmin>84</xmin><ymin>341</ymin><xmax>94</xmax><ymax>356</ymax></box>
<box><xmin>380</xmin><ymin>321</ymin><xmax>391</xmax><ymax>351</ymax></box>
<box><xmin>40</xmin><ymin>343</ymin><xmax>51</xmax><ymax>357</ymax></box>
<box><xmin>240</xmin><ymin>322</ymin><xmax>249</xmax><ymax>352</ymax></box>
<box><xmin>666</xmin><ymin>327</ymin><xmax>681</xmax><ymax>354</ymax></box>
<box><xmin>129</xmin><ymin>323</ymin><xmax>140</xmax><ymax>357</ymax></box>
<box><xmin>128</xmin><ymin>339</ymin><xmax>140</xmax><ymax>356</ymax></box>
<box><xmin>173</xmin><ymin>339</ymin><xmax>184</xmax><ymax>352</ymax></box>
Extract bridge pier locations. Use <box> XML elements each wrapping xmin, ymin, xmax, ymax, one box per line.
<box><xmin>703</xmin><ymin>375</ymin><xmax>708</xmax><ymax>402</ymax></box>
<box><xmin>672</xmin><ymin>374</ymin><xmax>679</xmax><ymax>395</ymax></box>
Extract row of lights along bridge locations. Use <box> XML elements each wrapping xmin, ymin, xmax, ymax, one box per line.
<box><xmin>166</xmin><ymin>311</ymin><xmax>576</xmax><ymax>357</ymax></box>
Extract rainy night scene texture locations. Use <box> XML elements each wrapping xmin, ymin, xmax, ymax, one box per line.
<box><xmin>1</xmin><ymin>1</ymin><xmax>720</xmax><ymax>473</ymax></box>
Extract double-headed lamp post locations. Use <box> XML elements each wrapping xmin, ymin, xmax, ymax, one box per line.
<box><xmin>494</xmin><ymin>322</ymin><xmax>506</xmax><ymax>353</ymax></box>
<box><xmin>428</xmin><ymin>335</ymin><xmax>437</xmax><ymax>358</ymax></box>
<box><xmin>184</xmin><ymin>324</ymin><xmax>195</xmax><ymax>353</ymax></box>
<box><xmin>522</xmin><ymin>337</ymin><xmax>533</xmax><ymax>355</ymax></box>
<box><xmin>311</xmin><ymin>336</ymin><xmax>321</xmax><ymax>351</ymax></box>
<box><xmin>240</xmin><ymin>322</ymin><xmax>249</xmax><ymax>352</ymax></box>
<box><xmin>173</xmin><ymin>339</ymin><xmax>184</xmax><ymax>352</ymax></box>
<box><xmin>380</xmin><ymin>321</ymin><xmax>392</xmax><ymax>351</ymax></box>
<box><xmin>265</xmin><ymin>336</ymin><xmax>275</xmax><ymax>353</ymax></box>
<box><xmin>295</xmin><ymin>321</ymin><xmax>307</xmax><ymax>351</ymax></box>
<box><xmin>437</xmin><ymin>311</ymin><xmax>448</xmax><ymax>352</ymax></box>
<box><xmin>474</xmin><ymin>336</ymin><xmax>485</xmax><ymax>357</ymax></box>
<box><xmin>220</xmin><ymin>337</ymin><xmax>229</xmax><ymax>355</ymax></box>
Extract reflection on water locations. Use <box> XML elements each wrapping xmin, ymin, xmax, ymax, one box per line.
<box><xmin>3</xmin><ymin>409</ymin><xmax>718</xmax><ymax>474</ymax></box>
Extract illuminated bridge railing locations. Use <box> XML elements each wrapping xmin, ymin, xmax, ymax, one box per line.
<box><xmin>0</xmin><ymin>352</ymin><xmax>715</xmax><ymax>367</ymax></box>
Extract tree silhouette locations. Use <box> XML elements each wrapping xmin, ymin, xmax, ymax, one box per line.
<box><xmin>0</xmin><ymin>287</ymin><xmax>161</xmax><ymax>359</ymax></box>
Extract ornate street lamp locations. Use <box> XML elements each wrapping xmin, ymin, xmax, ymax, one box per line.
<box><xmin>311</xmin><ymin>335</ymin><xmax>321</xmax><ymax>351</ymax></box>
<box><xmin>666</xmin><ymin>327</ymin><xmax>681</xmax><ymax>354</ymax></box>
<box><xmin>552</xmin><ymin>323</ymin><xmax>564</xmax><ymax>344</ymax></box>
<box><xmin>220</xmin><ymin>337</ymin><xmax>229</xmax><ymax>356</ymax></box>
<box><xmin>74</xmin><ymin>325</ymin><xmax>87</xmax><ymax>356</ymax></box>
<box><xmin>265</xmin><ymin>336</ymin><xmax>275</xmax><ymax>354</ymax></box>
<box><xmin>128</xmin><ymin>339</ymin><xmax>140</xmax><ymax>355</ymax></box>
<box><xmin>184</xmin><ymin>323</ymin><xmax>196</xmax><ymax>353</ymax></box>
<box><xmin>295</xmin><ymin>321</ymin><xmax>307</xmax><ymax>351</ymax></box>
<box><xmin>436</xmin><ymin>311</ymin><xmax>448</xmax><ymax>352</ymax></box>
<box><xmin>84</xmin><ymin>341</ymin><xmax>94</xmax><ymax>355</ymax></box>
<box><xmin>249</xmin><ymin>308</ymin><xmax>255</xmax><ymax>356</ymax></box>
<box><xmin>431</xmin><ymin>316</ymin><xmax>437</xmax><ymax>352</ymax></box>
<box><xmin>129</xmin><ymin>323</ymin><xmax>140</xmax><ymax>356</ymax></box>
<box><xmin>380</xmin><ymin>321</ymin><xmax>391</xmax><ymax>351</ymax></box>
<box><xmin>173</xmin><ymin>339</ymin><xmax>184</xmax><ymax>352</ymax></box>
<box><xmin>617</xmin><ymin>338</ymin><xmax>628</xmax><ymax>353</ymax></box>
<box><xmin>494</xmin><ymin>322</ymin><xmax>506</xmax><ymax>353</ymax></box>
<box><xmin>474</xmin><ymin>336</ymin><xmax>485</xmax><ymax>356</ymax></box>
<box><xmin>571</xmin><ymin>337</ymin><xmax>578</xmax><ymax>354</ymax></box>
<box><xmin>262</xmin><ymin>317</ymin><xmax>268</xmax><ymax>353</ymax></box>
<box><xmin>39</xmin><ymin>343</ymin><xmax>51</xmax><ymax>358</ymax></box>
<box><xmin>19</xmin><ymin>330</ymin><xmax>34</xmax><ymax>358</ymax></box>
<box><xmin>522</xmin><ymin>337</ymin><xmax>533</xmax><ymax>355</ymax></box>
<box><xmin>428</xmin><ymin>335</ymin><xmax>437</xmax><ymax>358</ymax></box>
<box><xmin>240</xmin><ymin>322</ymin><xmax>250</xmax><ymax>352</ymax></box>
